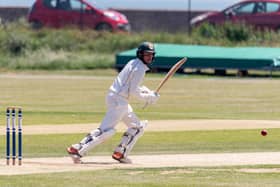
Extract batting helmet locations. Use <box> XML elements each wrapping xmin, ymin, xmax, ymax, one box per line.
<box><xmin>136</xmin><ymin>42</ymin><xmax>155</xmax><ymax>63</ymax></box>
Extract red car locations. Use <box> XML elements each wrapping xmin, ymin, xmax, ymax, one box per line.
<box><xmin>27</xmin><ymin>0</ymin><xmax>131</xmax><ymax>32</ymax></box>
<box><xmin>191</xmin><ymin>0</ymin><xmax>280</xmax><ymax>30</ymax></box>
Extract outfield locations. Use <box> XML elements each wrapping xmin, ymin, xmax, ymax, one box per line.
<box><xmin>0</xmin><ymin>72</ymin><xmax>280</xmax><ymax>186</ymax></box>
<box><xmin>1</xmin><ymin>71</ymin><xmax>280</xmax><ymax>125</ymax></box>
<box><xmin>1</xmin><ymin>120</ymin><xmax>280</xmax><ymax>176</ymax></box>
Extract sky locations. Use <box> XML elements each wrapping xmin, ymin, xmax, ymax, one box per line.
<box><xmin>0</xmin><ymin>0</ymin><xmax>239</xmax><ymax>10</ymax></box>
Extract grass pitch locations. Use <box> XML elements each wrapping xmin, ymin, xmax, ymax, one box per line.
<box><xmin>1</xmin><ymin>165</ymin><xmax>280</xmax><ymax>187</ymax></box>
<box><xmin>0</xmin><ymin>71</ymin><xmax>280</xmax><ymax>186</ymax></box>
<box><xmin>0</xmin><ymin>72</ymin><xmax>280</xmax><ymax>125</ymax></box>
<box><xmin>1</xmin><ymin>129</ymin><xmax>280</xmax><ymax>157</ymax></box>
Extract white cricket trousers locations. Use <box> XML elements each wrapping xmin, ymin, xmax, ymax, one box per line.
<box><xmin>99</xmin><ymin>91</ymin><xmax>141</xmax><ymax>131</ymax></box>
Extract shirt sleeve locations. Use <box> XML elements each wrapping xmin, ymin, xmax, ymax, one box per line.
<box><xmin>129</xmin><ymin>68</ymin><xmax>153</xmax><ymax>102</ymax></box>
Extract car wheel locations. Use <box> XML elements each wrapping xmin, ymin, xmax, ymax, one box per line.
<box><xmin>95</xmin><ymin>23</ymin><xmax>112</xmax><ymax>32</ymax></box>
<box><xmin>30</xmin><ymin>21</ymin><xmax>43</xmax><ymax>30</ymax></box>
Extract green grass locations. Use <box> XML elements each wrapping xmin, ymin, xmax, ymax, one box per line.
<box><xmin>1</xmin><ymin>129</ymin><xmax>279</xmax><ymax>158</ymax></box>
<box><xmin>1</xmin><ymin>20</ymin><xmax>280</xmax><ymax>186</ymax></box>
<box><xmin>1</xmin><ymin>166</ymin><xmax>280</xmax><ymax>187</ymax></box>
<box><xmin>5</xmin><ymin>50</ymin><xmax>114</xmax><ymax>70</ymax></box>
<box><xmin>0</xmin><ymin>74</ymin><xmax>280</xmax><ymax>125</ymax></box>
<box><xmin>0</xmin><ymin>72</ymin><xmax>279</xmax><ymax>186</ymax></box>
<box><xmin>2</xmin><ymin>20</ymin><xmax>280</xmax><ymax>71</ymax></box>
<box><xmin>1</xmin><ymin>128</ymin><xmax>280</xmax><ymax>187</ymax></box>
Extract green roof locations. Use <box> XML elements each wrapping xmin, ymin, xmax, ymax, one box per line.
<box><xmin>116</xmin><ymin>44</ymin><xmax>280</xmax><ymax>70</ymax></box>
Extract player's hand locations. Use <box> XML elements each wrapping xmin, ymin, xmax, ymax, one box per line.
<box><xmin>147</xmin><ymin>91</ymin><xmax>160</xmax><ymax>104</ymax></box>
<box><xmin>140</xmin><ymin>85</ymin><xmax>152</xmax><ymax>94</ymax></box>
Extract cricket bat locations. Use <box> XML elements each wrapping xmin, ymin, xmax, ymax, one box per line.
<box><xmin>155</xmin><ymin>57</ymin><xmax>187</xmax><ymax>93</ymax></box>
<box><xmin>143</xmin><ymin>57</ymin><xmax>187</xmax><ymax>109</ymax></box>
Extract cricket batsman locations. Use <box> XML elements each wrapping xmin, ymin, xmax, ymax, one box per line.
<box><xmin>67</xmin><ymin>41</ymin><xmax>160</xmax><ymax>163</ymax></box>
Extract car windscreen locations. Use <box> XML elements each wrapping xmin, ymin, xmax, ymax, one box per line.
<box><xmin>85</xmin><ymin>0</ymin><xmax>107</xmax><ymax>10</ymax></box>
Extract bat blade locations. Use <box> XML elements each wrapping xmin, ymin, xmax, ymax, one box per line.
<box><xmin>142</xmin><ymin>57</ymin><xmax>187</xmax><ymax>109</ymax></box>
<box><xmin>155</xmin><ymin>57</ymin><xmax>187</xmax><ymax>93</ymax></box>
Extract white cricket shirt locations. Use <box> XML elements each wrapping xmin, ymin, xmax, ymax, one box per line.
<box><xmin>109</xmin><ymin>58</ymin><xmax>150</xmax><ymax>100</ymax></box>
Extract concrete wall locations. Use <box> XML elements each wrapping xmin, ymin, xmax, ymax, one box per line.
<box><xmin>118</xmin><ymin>9</ymin><xmax>204</xmax><ymax>33</ymax></box>
<box><xmin>0</xmin><ymin>7</ymin><xmax>29</xmax><ymax>22</ymax></box>
<box><xmin>0</xmin><ymin>7</ymin><xmax>205</xmax><ymax>32</ymax></box>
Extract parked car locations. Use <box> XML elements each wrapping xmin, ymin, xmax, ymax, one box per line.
<box><xmin>27</xmin><ymin>0</ymin><xmax>131</xmax><ymax>32</ymax></box>
<box><xmin>191</xmin><ymin>0</ymin><xmax>280</xmax><ymax>30</ymax></box>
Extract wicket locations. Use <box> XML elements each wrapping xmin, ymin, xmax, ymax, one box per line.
<box><xmin>6</xmin><ymin>106</ymin><xmax>23</xmax><ymax>166</ymax></box>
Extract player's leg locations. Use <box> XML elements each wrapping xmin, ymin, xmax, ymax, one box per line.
<box><xmin>67</xmin><ymin>127</ymin><xmax>116</xmax><ymax>163</ymax></box>
<box><xmin>112</xmin><ymin>104</ymin><xmax>147</xmax><ymax>163</ymax></box>
<box><xmin>67</xmin><ymin>93</ymin><xmax>127</xmax><ymax>163</ymax></box>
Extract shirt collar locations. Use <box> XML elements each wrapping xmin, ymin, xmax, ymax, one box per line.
<box><xmin>137</xmin><ymin>58</ymin><xmax>150</xmax><ymax>71</ymax></box>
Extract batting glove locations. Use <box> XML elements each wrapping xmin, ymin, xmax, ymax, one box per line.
<box><xmin>147</xmin><ymin>91</ymin><xmax>160</xmax><ymax>104</ymax></box>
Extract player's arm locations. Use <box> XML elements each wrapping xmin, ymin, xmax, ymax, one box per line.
<box><xmin>129</xmin><ymin>69</ymin><xmax>159</xmax><ymax>104</ymax></box>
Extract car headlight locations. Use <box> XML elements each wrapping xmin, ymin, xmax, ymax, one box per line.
<box><xmin>191</xmin><ymin>14</ymin><xmax>209</xmax><ymax>25</ymax></box>
<box><xmin>104</xmin><ymin>12</ymin><xmax>120</xmax><ymax>21</ymax></box>
<box><xmin>120</xmin><ymin>14</ymin><xmax>128</xmax><ymax>21</ymax></box>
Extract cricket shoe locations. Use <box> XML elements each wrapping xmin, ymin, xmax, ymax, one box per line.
<box><xmin>67</xmin><ymin>146</ymin><xmax>82</xmax><ymax>164</ymax></box>
<box><xmin>112</xmin><ymin>152</ymin><xmax>132</xmax><ymax>164</ymax></box>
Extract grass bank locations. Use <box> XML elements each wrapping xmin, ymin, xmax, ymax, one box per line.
<box><xmin>1</xmin><ymin>20</ymin><xmax>280</xmax><ymax>70</ymax></box>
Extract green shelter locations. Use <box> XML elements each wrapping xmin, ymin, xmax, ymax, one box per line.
<box><xmin>116</xmin><ymin>44</ymin><xmax>280</xmax><ymax>73</ymax></box>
